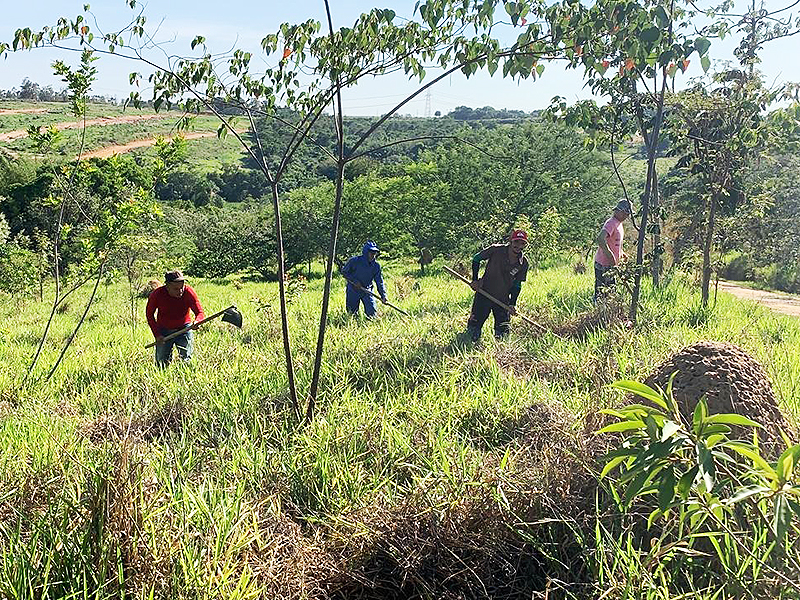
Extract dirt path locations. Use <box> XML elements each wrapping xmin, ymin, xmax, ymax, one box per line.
<box><xmin>80</xmin><ymin>130</ymin><xmax>243</xmax><ymax>159</ymax></box>
<box><xmin>0</xmin><ymin>113</ymin><xmax>173</xmax><ymax>142</ymax></box>
<box><xmin>0</xmin><ymin>108</ymin><xmax>49</xmax><ymax>115</ymax></box>
<box><xmin>719</xmin><ymin>280</ymin><xmax>800</xmax><ymax>318</ymax></box>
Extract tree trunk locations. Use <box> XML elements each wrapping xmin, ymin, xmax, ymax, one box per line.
<box><xmin>270</xmin><ymin>182</ymin><xmax>300</xmax><ymax>417</ymax></box>
<box><xmin>47</xmin><ymin>260</ymin><xmax>105</xmax><ymax>380</ymax></box>
<box><xmin>650</xmin><ymin>167</ymin><xmax>661</xmax><ymax>287</ymax></box>
<box><xmin>307</xmin><ymin>0</ymin><xmax>344</xmax><ymax>424</ymax></box>
<box><xmin>701</xmin><ymin>191</ymin><xmax>717</xmax><ymax>308</ymax></box>
<box><xmin>630</xmin><ymin>70</ymin><xmax>668</xmax><ymax>323</ymax></box>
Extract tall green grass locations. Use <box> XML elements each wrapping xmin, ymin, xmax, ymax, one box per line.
<box><xmin>0</xmin><ymin>262</ymin><xmax>798</xmax><ymax>598</ymax></box>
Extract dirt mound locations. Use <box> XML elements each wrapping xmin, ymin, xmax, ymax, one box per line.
<box><xmin>645</xmin><ymin>341</ymin><xmax>791</xmax><ymax>452</ymax></box>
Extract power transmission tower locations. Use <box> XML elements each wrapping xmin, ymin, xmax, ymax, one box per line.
<box><xmin>424</xmin><ymin>91</ymin><xmax>432</xmax><ymax>118</ymax></box>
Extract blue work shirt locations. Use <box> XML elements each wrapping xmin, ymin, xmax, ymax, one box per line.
<box><xmin>342</xmin><ymin>242</ymin><xmax>387</xmax><ymax>300</ymax></box>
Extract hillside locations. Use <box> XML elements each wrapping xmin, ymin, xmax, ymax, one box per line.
<box><xmin>0</xmin><ymin>100</ymin><xmax>249</xmax><ymax>169</ymax></box>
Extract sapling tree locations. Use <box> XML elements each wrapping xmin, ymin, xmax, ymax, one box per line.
<box><xmin>543</xmin><ymin>0</ymin><xmax>713</xmax><ymax>321</ymax></box>
<box><xmin>667</xmin><ymin>72</ymin><xmax>777</xmax><ymax>307</ymax></box>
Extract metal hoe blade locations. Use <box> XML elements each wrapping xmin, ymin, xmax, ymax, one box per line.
<box><xmin>221</xmin><ymin>305</ymin><xmax>243</xmax><ymax>328</ymax></box>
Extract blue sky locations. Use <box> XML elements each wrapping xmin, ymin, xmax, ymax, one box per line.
<box><xmin>1</xmin><ymin>0</ymin><xmax>798</xmax><ymax>115</ymax></box>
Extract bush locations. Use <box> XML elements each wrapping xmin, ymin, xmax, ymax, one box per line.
<box><xmin>599</xmin><ymin>380</ymin><xmax>800</xmax><ymax>598</ymax></box>
<box><xmin>156</xmin><ymin>171</ymin><xmax>219</xmax><ymax>208</ymax></box>
<box><xmin>721</xmin><ymin>252</ymin><xmax>754</xmax><ymax>281</ymax></box>
<box><xmin>0</xmin><ymin>239</ymin><xmax>41</xmax><ymax>296</ymax></box>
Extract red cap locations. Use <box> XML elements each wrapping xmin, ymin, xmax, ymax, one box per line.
<box><xmin>510</xmin><ymin>229</ymin><xmax>528</xmax><ymax>242</ymax></box>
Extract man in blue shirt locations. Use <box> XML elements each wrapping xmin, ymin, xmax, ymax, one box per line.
<box><xmin>341</xmin><ymin>241</ymin><xmax>389</xmax><ymax>318</ymax></box>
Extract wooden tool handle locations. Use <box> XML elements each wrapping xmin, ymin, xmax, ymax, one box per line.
<box><xmin>442</xmin><ymin>265</ymin><xmax>541</xmax><ymax>329</ymax></box>
<box><xmin>342</xmin><ymin>276</ymin><xmax>409</xmax><ymax>316</ymax></box>
<box><xmin>144</xmin><ymin>305</ymin><xmax>235</xmax><ymax>349</ymax></box>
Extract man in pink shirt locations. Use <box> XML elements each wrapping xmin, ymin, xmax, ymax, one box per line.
<box><xmin>593</xmin><ymin>199</ymin><xmax>632</xmax><ymax>304</ymax></box>
<box><xmin>146</xmin><ymin>270</ymin><xmax>206</xmax><ymax>366</ymax></box>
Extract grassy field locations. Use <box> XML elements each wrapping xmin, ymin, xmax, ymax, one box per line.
<box><xmin>0</xmin><ymin>261</ymin><xmax>798</xmax><ymax>599</ymax></box>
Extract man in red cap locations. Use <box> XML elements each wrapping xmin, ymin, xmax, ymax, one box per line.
<box><xmin>145</xmin><ymin>270</ymin><xmax>206</xmax><ymax>366</ymax></box>
<box><xmin>467</xmin><ymin>229</ymin><xmax>529</xmax><ymax>341</ymax></box>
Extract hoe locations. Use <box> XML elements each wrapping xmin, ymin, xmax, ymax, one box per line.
<box><xmin>144</xmin><ymin>305</ymin><xmax>243</xmax><ymax>349</ymax></box>
<box><xmin>443</xmin><ymin>265</ymin><xmax>545</xmax><ymax>332</ymax></box>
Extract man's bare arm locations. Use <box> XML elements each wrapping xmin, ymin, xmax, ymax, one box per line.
<box><xmin>596</xmin><ymin>230</ymin><xmax>614</xmax><ymax>264</ymax></box>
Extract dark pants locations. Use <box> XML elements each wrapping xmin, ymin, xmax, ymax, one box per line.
<box><xmin>346</xmin><ymin>286</ymin><xmax>378</xmax><ymax>318</ymax></box>
<box><xmin>467</xmin><ymin>293</ymin><xmax>510</xmax><ymax>341</ymax></box>
<box><xmin>594</xmin><ymin>262</ymin><xmax>615</xmax><ymax>304</ymax></box>
<box><xmin>155</xmin><ymin>326</ymin><xmax>194</xmax><ymax>367</ymax></box>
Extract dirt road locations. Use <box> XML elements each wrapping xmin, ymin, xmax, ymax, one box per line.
<box><xmin>0</xmin><ymin>113</ymin><xmax>173</xmax><ymax>142</ymax></box>
<box><xmin>0</xmin><ymin>108</ymin><xmax>49</xmax><ymax>116</ymax></box>
<box><xmin>719</xmin><ymin>280</ymin><xmax>800</xmax><ymax>318</ymax></box>
<box><xmin>80</xmin><ymin>130</ymin><xmax>245</xmax><ymax>159</ymax></box>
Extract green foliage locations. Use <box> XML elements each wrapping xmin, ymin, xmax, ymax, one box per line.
<box><xmin>51</xmin><ymin>49</ymin><xmax>97</xmax><ymax>118</ymax></box>
<box><xmin>601</xmin><ymin>379</ymin><xmax>800</xmax><ymax>596</ymax></box>
<box><xmin>156</xmin><ymin>170</ymin><xmax>219</xmax><ymax>208</ymax></box>
<box><xmin>524</xmin><ymin>207</ymin><xmax>561</xmax><ymax>266</ymax></box>
<box><xmin>0</xmin><ymin>237</ymin><xmax>42</xmax><ymax>296</ymax></box>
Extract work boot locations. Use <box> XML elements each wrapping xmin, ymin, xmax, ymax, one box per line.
<box><xmin>467</xmin><ymin>325</ymin><xmax>481</xmax><ymax>343</ymax></box>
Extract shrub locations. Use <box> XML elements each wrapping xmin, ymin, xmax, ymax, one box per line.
<box><xmin>598</xmin><ymin>379</ymin><xmax>800</xmax><ymax>598</ymax></box>
<box><xmin>0</xmin><ymin>238</ymin><xmax>41</xmax><ymax>296</ymax></box>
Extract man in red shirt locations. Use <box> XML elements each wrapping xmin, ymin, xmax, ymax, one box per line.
<box><xmin>146</xmin><ymin>270</ymin><xmax>206</xmax><ymax>366</ymax></box>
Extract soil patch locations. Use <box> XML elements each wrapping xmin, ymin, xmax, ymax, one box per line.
<box><xmin>0</xmin><ymin>113</ymin><xmax>173</xmax><ymax>142</ymax></box>
<box><xmin>719</xmin><ymin>280</ymin><xmax>800</xmax><ymax>318</ymax></box>
<box><xmin>0</xmin><ymin>108</ymin><xmax>49</xmax><ymax>115</ymax></box>
<box><xmin>81</xmin><ymin>130</ymin><xmax>230</xmax><ymax>159</ymax></box>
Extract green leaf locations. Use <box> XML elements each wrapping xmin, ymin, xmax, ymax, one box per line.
<box><xmin>701</xmin><ymin>424</ymin><xmax>731</xmax><ymax>436</ymax></box>
<box><xmin>776</xmin><ymin>445</ymin><xmax>800</xmax><ymax>483</ymax></box>
<box><xmin>773</xmin><ymin>495</ymin><xmax>791</xmax><ymax>546</ymax></box>
<box><xmin>597</xmin><ymin>420</ymin><xmax>646</xmax><ymax>434</ymax></box>
<box><xmin>658</xmin><ymin>466</ymin><xmax>676</xmax><ymax>512</ymax></box>
<box><xmin>697</xmin><ymin>443</ymin><xmax>715</xmax><ymax>492</ymax></box>
<box><xmin>726</xmin><ymin>485</ymin><xmax>770</xmax><ymax>505</ymax></box>
<box><xmin>701</xmin><ymin>55</ymin><xmax>711</xmax><ymax>73</ymax></box>
<box><xmin>384</xmin><ymin>9</ymin><xmax>396</xmax><ymax>22</ymax></box>
<box><xmin>623</xmin><ymin>468</ymin><xmax>651</xmax><ymax>506</ymax></box>
<box><xmin>694</xmin><ymin>36</ymin><xmax>711</xmax><ymax>56</ymax></box>
<box><xmin>610</xmin><ymin>380</ymin><xmax>668</xmax><ymax>410</ymax></box>
<box><xmin>725</xmin><ymin>442</ymin><xmax>777</xmax><ymax>480</ymax></box>
<box><xmin>705</xmin><ymin>414</ymin><xmax>762</xmax><ymax>428</ymax></box>
<box><xmin>654</xmin><ymin>5</ymin><xmax>670</xmax><ymax>28</ymax></box>
<box><xmin>641</xmin><ymin>27</ymin><xmax>660</xmax><ymax>44</ymax></box>
<box><xmin>788</xmin><ymin>498</ymin><xmax>800</xmax><ymax>519</ymax></box>
<box><xmin>601</xmin><ymin>454</ymin><xmax>629</xmax><ymax>478</ymax></box>
<box><xmin>692</xmin><ymin>398</ymin><xmax>708</xmax><ymax>433</ymax></box>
